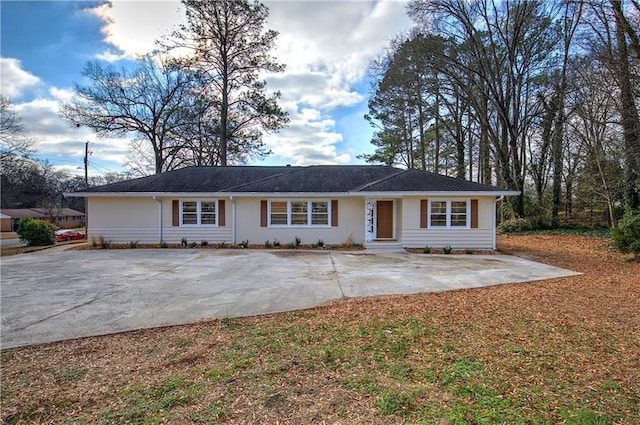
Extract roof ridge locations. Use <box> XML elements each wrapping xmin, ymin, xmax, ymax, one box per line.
<box><xmin>350</xmin><ymin>168</ymin><xmax>407</xmax><ymax>192</ymax></box>
<box><xmin>221</xmin><ymin>166</ymin><xmax>303</xmax><ymax>192</ymax></box>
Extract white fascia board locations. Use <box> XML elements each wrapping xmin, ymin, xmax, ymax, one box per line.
<box><xmin>221</xmin><ymin>192</ymin><xmax>352</xmax><ymax>198</ymax></box>
<box><xmin>65</xmin><ymin>192</ymin><xmax>231</xmax><ymax>198</ymax></box>
<box><xmin>65</xmin><ymin>191</ymin><xmax>353</xmax><ymax>198</ymax></box>
<box><xmin>66</xmin><ymin>190</ymin><xmax>521</xmax><ymax>198</ymax></box>
<box><xmin>351</xmin><ymin>191</ymin><xmax>521</xmax><ymax>197</ymax></box>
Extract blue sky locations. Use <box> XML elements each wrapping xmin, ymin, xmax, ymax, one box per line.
<box><xmin>1</xmin><ymin>0</ymin><xmax>413</xmax><ymax>176</ymax></box>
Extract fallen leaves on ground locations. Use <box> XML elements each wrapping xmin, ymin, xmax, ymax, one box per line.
<box><xmin>1</xmin><ymin>234</ymin><xmax>639</xmax><ymax>424</ymax></box>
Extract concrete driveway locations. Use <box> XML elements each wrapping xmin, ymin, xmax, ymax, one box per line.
<box><xmin>0</xmin><ymin>248</ymin><xmax>580</xmax><ymax>349</ymax></box>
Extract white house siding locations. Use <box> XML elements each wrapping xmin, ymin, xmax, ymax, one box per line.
<box><xmin>399</xmin><ymin>197</ymin><xmax>497</xmax><ymax>249</ymax></box>
<box><xmin>234</xmin><ymin>197</ymin><xmax>365</xmax><ymax>246</ymax></box>
<box><xmin>88</xmin><ymin>197</ymin><xmax>159</xmax><ymax>243</ymax></box>
<box><xmin>88</xmin><ymin>196</ymin><xmax>233</xmax><ymax>244</ymax></box>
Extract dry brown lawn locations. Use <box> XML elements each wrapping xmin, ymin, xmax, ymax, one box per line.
<box><xmin>1</xmin><ymin>234</ymin><xmax>639</xmax><ymax>424</ymax></box>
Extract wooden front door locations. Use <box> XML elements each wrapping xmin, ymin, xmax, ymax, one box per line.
<box><xmin>376</xmin><ymin>201</ymin><xmax>394</xmax><ymax>239</ymax></box>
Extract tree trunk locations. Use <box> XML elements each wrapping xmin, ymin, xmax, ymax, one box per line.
<box><xmin>612</xmin><ymin>0</ymin><xmax>640</xmax><ymax>208</ymax></box>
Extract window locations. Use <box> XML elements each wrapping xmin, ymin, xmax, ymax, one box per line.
<box><xmin>181</xmin><ymin>200</ymin><xmax>217</xmax><ymax>226</ymax></box>
<box><xmin>429</xmin><ymin>200</ymin><xmax>469</xmax><ymax>228</ymax></box>
<box><xmin>311</xmin><ymin>201</ymin><xmax>329</xmax><ymax>225</ymax></box>
<box><xmin>430</xmin><ymin>201</ymin><xmax>447</xmax><ymax>227</ymax></box>
<box><xmin>270</xmin><ymin>202</ymin><xmax>288</xmax><ymax>225</ymax></box>
<box><xmin>269</xmin><ymin>200</ymin><xmax>330</xmax><ymax>227</ymax></box>
<box><xmin>450</xmin><ymin>201</ymin><xmax>468</xmax><ymax>227</ymax></box>
<box><xmin>291</xmin><ymin>201</ymin><xmax>308</xmax><ymax>225</ymax></box>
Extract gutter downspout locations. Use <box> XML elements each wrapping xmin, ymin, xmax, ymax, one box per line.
<box><xmin>153</xmin><ymin>196</ymin><xmax>163</xmax><ymax>243</ymax></box>
<box><xmin>493</xmin><ymin>195</ymin><xmax>504</xmax><ymax>250</ymax></box>
<box><xmin>230</xmin><ymin>196</ymin><xmax>236</xmax><ymax>245</ymax></box>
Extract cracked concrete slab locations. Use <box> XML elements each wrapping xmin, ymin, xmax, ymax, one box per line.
<box><xmin>0</xmin><ymin>248</ymin><xmax>580</xmax><ymax>349</ymax></box>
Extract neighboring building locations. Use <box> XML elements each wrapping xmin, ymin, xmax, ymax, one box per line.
<box><xmin>0</xmin><ymin>213</ymin><xmax>11</xmax><ymax>233</ymax></box>
<box><xmin>68</xmin><ymin>165</ymin><xmax>519</xmax><ymax>250</ymax></box>
<box><xmin>0</xmin><ymin>208</ymin><xmax>86</xmax><ymax>231</ymax></box>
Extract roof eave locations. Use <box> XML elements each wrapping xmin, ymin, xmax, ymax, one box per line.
<box><xmin>67</xmin><ymin>190</ymin><xmax>521</xmax><ymax>198</ymax></box>
<box><xmin>353</xmin><ymin>190</ymin><xmax>521</xmax><ymax>197</ymax></box>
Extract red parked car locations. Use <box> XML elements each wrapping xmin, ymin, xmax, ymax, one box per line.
<box><xmin>55</xmin><ymin>229</ymin><xmax>85</xmax><ymax>242</ymax></box>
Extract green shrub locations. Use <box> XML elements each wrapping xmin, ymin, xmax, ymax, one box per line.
<box><xmin>188</xmin><ymin>242</ymin><xmax>197</xmax><ymax>248</ymax></box>
<box><xmin>273</xmin><ymin>239</ymin><xmax>280</xmax><ymax>247</ymax></box>
<box><xmin>264</xmin><ymin>240</ymin><xmax>273</xmax><ymax>249</ymax></box>
<box><xmin>201</xmin><ymin>240</ymin><xmax>209</xmax><ymax>246</ymax></box>
<box><xmin>217</xmin><ymin>241</ymin><xmax>227</xmax><ymax>249</ymax></box>
<box><xmin>128</xmin><ymin>241</ymin><xmax>139</xmax><ymax>249</ymax></box>
<box><xmin>423</xmin><ymin>246</ymin><xmax>431</xmax><ymax>254</ymax></box>
<box><xmin>295</xmin><ymin>236</ymin><xmax>302</xmax><ymax>247</ymax></box>
<box><xmin>316</xmin><ymin>239</ymin><xmax>324</xmax><ymax>247</ymax></box>
<box><xmin>160</xmin><ymin>240</ymin><xmax>168</xmax><ymax>248</ymax></box>
<box><xmin>239</xmin><ymin>239</ymin><xmax>249</xmax><ymax>249</ymax></box>
<box><xmin>16</xmin><ymin>217</ymin><xmax>55</xmax><ymax>246</ymax></box>
<box><xmin>100</xmin><ymin>238</ymin><xmax>111</xmax><ymax>249</ymax></box>
<box><xmin>465</xmin><ymin>248</ymin><xmax>474</xmax><ymax>254</ymax></box>
<box><xmin>287</xmin><ymin>241</ymin><xmax>297</xmax><ymax>249</ymax></box>
<box><xmin>498</xmin><ymin>217</ymin><xmax>534</xmax><ymax>233</ymax></box>
<box><xmin>612</xmin><ymin>209</ymin><xmax>640</xmax><ymax>258</ymax></box>
<box><xmin>443</xmin><ymin>245</ymin><xmax>453</xmax><ymax>254</ymax></box>
<box><xmin>498</xmin><ymin>216</ymin><xmax>553</xmax><ymax>233</ymax></box>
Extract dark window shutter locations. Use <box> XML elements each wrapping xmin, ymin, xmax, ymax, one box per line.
<box><xmin>471</xmin><ymin>199</ymin><xmax>478</xmax><ymax>229</ymax></box>
<box><xmin>420</xmin><ymin>199</ymin><xmax>428</xmax><ymax>228</ymax></box>
<box><xmin>172</xmin><ymin>200</ymin><xmax>179</xmax><ymax>226</ymax></box>
<box><xmin>331</xmin><ymin>200</ymin><xmax>338</xmax><ymax>226</ymax></box>
<box><xmin>260</xmin><ymin>200</ymin><xmax>267</xmax><ymax>227</ymax></box>
<box><xmin>218</xmin><ymin>200</ymin><xmax>225</xmax><ymax>226</ymax></box>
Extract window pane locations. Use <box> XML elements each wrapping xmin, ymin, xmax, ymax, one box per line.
<box><xmin>311</xmin><ymin>202</ymin><xmax>328</xmax><ymax>225</ymax></box>
<box><xmin>451</xmin><ymin>201</ymin><xmax>467</xmax><ymax>227</ymax></box>
<box><xmin>182</xmin><ymin>201</ymin><xmax>197</xmax><ymax>224</ymax></box>
<box><xmin>431</xmin><ymin>201</ymin><xmax>446</xmax><ymax>214</ymax></box>
<box><xmin>183</xmin><ymin>214</ymin><xmax>197</xmax><ymax>225</ymax></box>
<box><xmin>291</xmin><ymin>201</ymin><xmax>308</xmax><ymax>225</ymax></box>
<box><xmin>430</xmin><ymin>201</ymin><xmax>447</xmax><ymax>227</ymax></box>
<box><xmin>451</xmin><ymin>201</ymin><xmax>467</xmax><ymax>214</ymax></box>
<box><xmin>312</xmin><ymin>214</ymin><xmax>328</xmax><ymax>225</ymax></box>
<box><xmin>201</xmin><ymin>202</ymin><xmax>216</xmax><ymax>224</ymax></box>
<box><xmin>201</xmin><ymin>202</ymin><xmax>216</xmax><ymax>213</ymax></box>
<box><xmin>270</xmin><ymin>202</ymin><xmax>288</xmax><ymax>225</ymax></box>
<box><xmin>183</xmin><ymin>201</ymin><xmax>197</xmax><ymax>212</ymax></box>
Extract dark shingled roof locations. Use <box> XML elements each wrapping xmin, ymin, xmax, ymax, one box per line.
<box><xmin>78</xmin><ymin>165</ymin><xmax>512</xmax><ymax>194</ymax></box>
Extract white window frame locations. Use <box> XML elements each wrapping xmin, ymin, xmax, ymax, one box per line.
<box><xmin>428</xmin><ymin>199</ymin><xmax>470</xmax><ymax>229</ymax></box>
<box><xmin>180</xmin><ymin>200</ymin><xmax>218</xmax><ymax>227</ymax></box>
<box><xmin>268</xmin><ymin>200</ymin><xmax>331</xmax><ymax>228</ymax></box>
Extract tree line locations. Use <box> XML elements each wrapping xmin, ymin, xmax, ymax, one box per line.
<box><xmin>362</xmin><ymin>0</ymin><xmax>639</xmax><ymax>226</ymax></box>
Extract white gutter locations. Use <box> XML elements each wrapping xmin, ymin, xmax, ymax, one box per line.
<box><xmin>492</xmin><ymin>195</ymin><xmax>505</xmax><ymax>250</ymax></box>
<box><xmin>152</xmin><ymin>196</ymin><xmax>163</xmax><ymax>243</ymax></box>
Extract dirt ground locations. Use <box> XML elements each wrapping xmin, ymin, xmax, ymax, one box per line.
<box><xmin>1</xmin><ymin>234</ymin><xmax>639</xmax><ymax>424</ymax></box>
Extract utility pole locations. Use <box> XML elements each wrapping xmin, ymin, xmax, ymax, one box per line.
<box><xmin>84</xmin><ymin>141</ymin><xmax>89</xmax><ymax>235</ymax></box>
<box><xmin>84</xmin><ymin>141</ymin><xmax>89</xmax><ymax>188</ymax></box>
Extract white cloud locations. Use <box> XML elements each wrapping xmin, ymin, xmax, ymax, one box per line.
<box><xmin>255</xmin><ymin>1</ymin><xmax>412</xmax><ymax>165</ymax></box>
<box><xmin>0</xmin><ymin>57</ymin><xmax>41</xmax><ymax>99</ymax></box>
<box><xmin>89</xmin><ymin>0</ymin><xmax>185</xmax><ymax>58</ymax></box>
<box><xmin>14</xmin><ymin>96</ymin><xmax>131</xmax><ymax>173</ymax></box>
